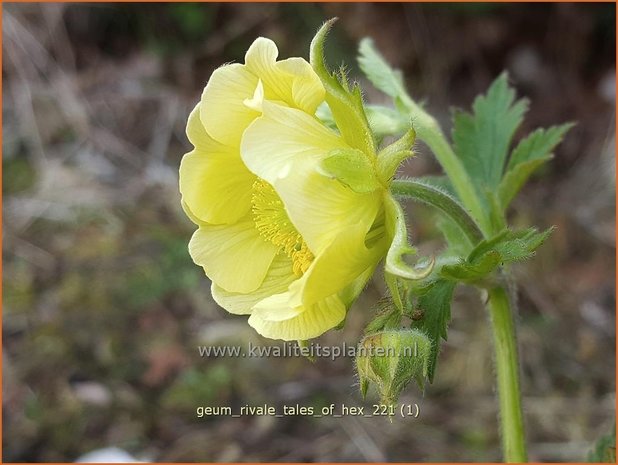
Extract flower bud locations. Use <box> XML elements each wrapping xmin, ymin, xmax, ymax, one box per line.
<box><xmin>356</xmin><ymin>329</ymin><xmax>431</xmax><ymax>406</ymax></box>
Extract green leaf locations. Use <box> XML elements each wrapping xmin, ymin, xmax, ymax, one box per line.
<box><xmin>357</xmin><ymin>38</ymin><xmax>442</xmax><ymax>141</ymax></box>
<box><xmin>486</xmin><ymin>189</ymin><xmax>507</xmax><ymax>232</ymax></box>
<box><xmin>436</xmin><ymin>214</ymin><xmax>474</xmax><ymax>257</ymax></box>
<box><xmin>358</xmin><ymin>38</ymin><xmax>409</xmax><ymax>101</ymax></box>
<box><xmin>452</xmin><ymin>73</ymin><xmax>528</xmax><ymax>191</ymax></box>
<box><xmin>499</xmin><ymin>123</ymin><xmax>573</xmax><ymax>208</ymax></box>
<box><xmin>441</xmin><ymin>227</ymin><xmax>553</xmax><ymax>284</ymax></box>
<box><xmin>469</xmin><ymin>227</ymin><xmax>553</xmax><ymax>264</ymax></box>
<box><xmin>365</xmin><ymin>104</ymin><xmax>410</xmax><ymax>138</ymax></box>
<box><xmin>411</xmin><ymin>279</ymin><xmax>456</xmax><ymax>382</ymax></box>
<box><xmin>441</xmin><ymin>251</ymin><xmax>502</xmax><ymax>283</ymax></box>
<box><xmin>498</xmin><ymin>157</ymin><xmax>550</xmax><ymax>209</ymax></box>
<box><xmin>507</xmin><ymin>124</ymin><xmax>573</xmax><ymax>169</ymax></box>
<box><xmin>310</xmin><ymin>20</ymin><xmax>376</xmax><ymax>156</ymax></box>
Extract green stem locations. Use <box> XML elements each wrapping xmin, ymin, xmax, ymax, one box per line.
<box><xmin>487</xmin><ymin>285</ymin><xmax>528</xmax><ymax>462</ymax></box>
<box><xmin>399</xmin><ymin>96</ymin><xmax>526</xmax><ymax>462</ymax></box>
<box><xmin>391</xmin><ymin>178</ymin><xmax>483</xmax><ymax>245</ymax></box>
<box><xmin>399</xmin><ymin>101</ymin><xmax>491</xmax><ymax>236</ymax></box>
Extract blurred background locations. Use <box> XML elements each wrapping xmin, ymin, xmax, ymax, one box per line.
<box><xmin>2</xmin><ymin>2</ymin><xmax>615</xmax><ymax>462</ymax></box>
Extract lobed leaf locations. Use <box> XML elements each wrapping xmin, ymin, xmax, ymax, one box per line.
<box><xmin>441</xmin><ymin>251</ymin><xmax>502</xmax><ymax>283</ymax></box>
<box><xmin>440</xmin><ymin>227</ymin><xmax>553</xmax><ymax>285</ymax></box>
<box><xmin>358</xmin><ymin>38</ymin><xmax>408</xmax><ymax>101</ymax></box>
<box><xmin>499</xmin><ymin>123</ymin><xmax>573</xmax><ymax>208</ymax></box>
<box><xmin>507</xmin><ymin>123</ymin><xmax>574</xmax><ymax>169</ymax></box>
<box><xmin>499</xmin><ymin>157</ymin><xmax>551</xmax><ymax>209</ymax></box>
<box><xmin>436</xmin><ymin>214</ymin><xmax>474</xmax><ymax>257</ymax></box>
<box><xmin>411</xmin><ymin>279</ymin><xmax>456</xmax><ymax>382</ymax></box>
<box><xmin>468</xmin><ymin>227</ymin><xmax>553</xmax><ymax>264</ymax></box>
<box><xmin>452</xmin><ymin>73</ymin><xmax>528</xmax><ymax>192</ymax></box>
<box><xmin>365</xmin><ymin>104</ymin><xmax>411</xmax><ymax>139</ymax></box>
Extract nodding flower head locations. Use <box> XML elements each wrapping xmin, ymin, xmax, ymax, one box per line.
<box><xmin>180</xmin><ymin>34</ymin><xmax>417</xmax><ymax>341</ymax></box>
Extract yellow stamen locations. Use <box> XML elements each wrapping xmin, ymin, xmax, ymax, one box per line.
<box><xmin>251</xmin><ymin>179</ymin><xmax>314</xmax><ymax>276</ymax></box>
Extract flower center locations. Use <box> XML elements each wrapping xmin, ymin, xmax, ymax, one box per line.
<box><xmin>251</xmin><ymin>179</ymin><xmax>314</xmax><ymax>276</ymax></box>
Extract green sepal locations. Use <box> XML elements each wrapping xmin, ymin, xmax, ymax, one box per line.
<box><xmin>310</xmin><ymin>19</ymin><xmax>376</xmax><ymax>157</ymax></box>
<box><xmin>363</xmin><ymin>297</ymin><xmax>403</xmax><ymax>335</ymax></box>
<box><xmin>384</xmin><ymin>272</ymin><xmax>405</xmax><ymax>313</ymax></box>
<box><xmin>357</xmin><ymin>353</ymin><xmax>371</xmax><ymax>399</ymax></box>
<box><xmin>384</xmin><ymin>194</ymin><xmax>434</xmax><ymax>281</ymax></box>
<box><xmin>317</xmin><ymin>103</ymin><xmax>411</xmax><ymax>141</ymax></box>
<box><xmin>377</xmin><ymin>127</ymin><xmax>416</xmax><ymax>184</ymax></box>
<box><xmin>297</xmin><ymin>340</ymin><xmax>316</xmax><ymax>363</ymax></box>
<box><xmin>320</xmin><ymin>147</ymin><xmax>380</xmax><ymax>193</ymax></box>
<box><xmin>356</xmin><ymin>329</ymin><xmax>432</xmax><ymax>406</ymax></box>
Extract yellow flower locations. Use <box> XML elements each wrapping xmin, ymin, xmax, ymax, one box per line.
<box><xmin>180</xmin><ymin>37</ymin><xmax>399</xmax><ymax>341</ymax></box>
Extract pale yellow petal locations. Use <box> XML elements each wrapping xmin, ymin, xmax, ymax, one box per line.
<box><xmin>251</xmin><ymin>292</ymin><xmax>304</xmax><ymax>321</ymax></box>
<box><xmin>181</xmin><ymin>199</ymin><xmax>206</xmax><ymax>227</ymax></box>
<box><xmin>289</xmin><ymin>223</ymin><xmax>387</xmax><ymax>307</ymax></box>
<box><xmin>243</xmin><ymin>79</ymin><xmax>265</xmax><ymax>112</ymax></box>
<box><xmin>240</xmin><ymin>102</ymin><xmax>382</xmax><ymax>254</ymax></box>
<box><xmin>248</xmin><ymin>294</ymin><xmax>345</xmax><ymax>341</ymax></box>
<box><xmin>240</xmin><ymin>101</ymin><xmax>347</xmax><ymax>185</ymax></box>
<box><xmin>339</xmin><ymin>265</ymin><xmax>379</xmax><ymax>308</ymax></box>
<box><xmin>245</xmin><ymin>38</ymin><xmax>324</xmax><ymax>113</ymax></box>
<box><xmin>180</xmin><ymin>105</ymin><xmax>255</xmax><ymax>224</ymax></box>
<box><xmin>185</xmin><ymin>102</ymin><xmax>213</xmax><ymax>149</ymax></box>
<box><xmin>274</xmin><ymin>161</ymin><xmax>383</xmax><ymax>255</ymax></box>
<box><xmin>189</xmin><ymin>218</ymin><xmax>278</xmax><ymax>293</ymax></box>
<box><xmin>179</xmin><ymin>149</ymin><xmax>255</xmax><ymax>225</ymax></box>
<box><xmin>276</xmin><ymin>57</ymin><xmax>325</xmax><ymax>113</ymax></box>
<box><xmin>244</xmin><ymin>38</ymin><xmax>279</xmax><ymax>77</ymax></box>
<box><xmin>211</xmin><ymin>253</ymin><xmax>296</xmax><ymax>315</ymax></box>
<box><xmin>245</xmin><ymin>38</ymin><xmax>290</xmax><ymax>104</ymax></box>
<box><xmin>200</xmin><ymin>63</ymin><xmax>259</xmax><ymax>146</ymax></box>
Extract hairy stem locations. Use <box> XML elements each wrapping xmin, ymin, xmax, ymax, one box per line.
<box><xmin>395</xmin><ymin>175</ymin><xmax>528</xmax><ymax>460</ymax></box>
<box><xmin>398</xmin><ymin>101</ymin><xmax>491</xmax><ymax>236</ymax></box>
<box><xmin>395</xmin><ymin>102</ymin><xmax>527</xmax><ymax>462</ymax></box>
<box><xmin>390</xmin><ymin>178</ymin><xmax>484</xmax><ymax>244</ymax></box>
<box><xmin>487</xmin><ymin>285</ymin><xmax>528</xmax><ymax>462</ymax></box>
